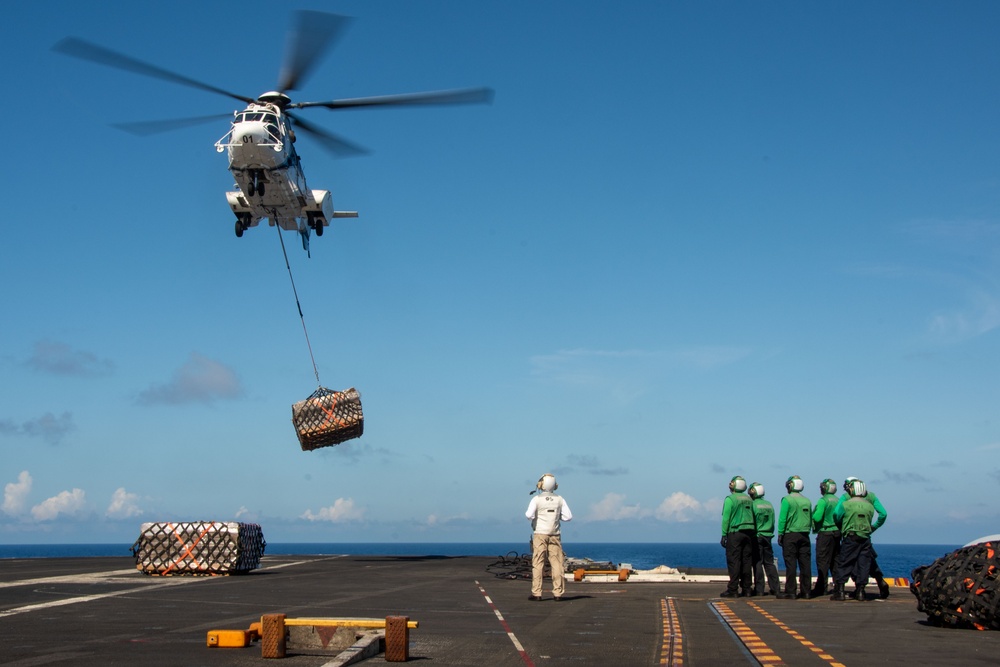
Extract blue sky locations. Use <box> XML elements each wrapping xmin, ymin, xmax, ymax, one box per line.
<box><xmin>3</xmin><ymin>1</ymin><xmax>999</xmax><ymax>546</ymax></box>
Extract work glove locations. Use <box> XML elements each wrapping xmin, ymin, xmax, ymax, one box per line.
<box><xmin>720</xmin><ymin>535</ymin><xmax>728</xmax><ymax>548</ymax></box>
<box><xmin>777</xmin><ymin>534</ymin><xmax>784</xmax><ymax>547</ymax></box>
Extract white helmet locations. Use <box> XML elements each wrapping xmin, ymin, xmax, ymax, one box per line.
<box><xmin>748</xmin><ymin>482</ymin><xmax>765</xmax><ymax>499</ymax></box>
<box><xmin>729</xmin><ymin>476</ymin><xmax>747</xmax><ymax>493</ymax></box>
<box><xmin>849</xmin><ymin>479</ymin><xmax>866</xmax><ymax>497</ymax></box>
<box><xmin>785</xmin><ymin>475</ymin><xmax>804</xmax><ymax>493</ymax></box>
<box><xmin>843</xmin><ymin>476</ymin><xmax>859</xmax><ymax>493</ymax></box>
<box><xmin>538</xmin><ymin>474</ymin><xmax>557</xmax><ymax>492</ymax></box>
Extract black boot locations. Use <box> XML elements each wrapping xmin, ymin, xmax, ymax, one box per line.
<box><xmin>876</xmin><ymin>578</ymin><xmax>890</xmax><ymax>599</ymax></box>
<box><xmin>830</xmin><ymin>584</ymin><xmax>847</xmax><ymax>601</ymax></box>
<box><xmin>853</xmin><ymin>585</ymin><xmax>867</xmax><ymax>601</ymax></box>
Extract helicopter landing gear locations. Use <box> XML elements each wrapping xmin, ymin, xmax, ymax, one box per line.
<box><xmin>235</xmin><ymin>214</ymin><xmax>251</xmax><ymax>237</ymax></box>
<box><xmin>246</xmin><ymin>170</ymin><xmax>266</xmax><ymax>197</ymax></box>
<box><xmin>308</xmin><ymin>213</ymin><xmax>324</xmax><ymax>236</ymax></box>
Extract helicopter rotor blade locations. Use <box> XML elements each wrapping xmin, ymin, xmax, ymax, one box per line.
<box><xmin>289</xmin><ymin>87</ymin><xmax>495</xmax><ymax>110</ymax></box>
<box><xmin>286</xmin><ymin>112</ymin><xmax>369</xmax><ymax>158</ymax></box>
<box><xmin>52</xmin><ymin>37</ymin><xmax>255</xmax><ymax>105</ymax></box>
<box><xmin>112</xmin><ymin>114</ymin><xmax>234</xmax><ymax>136</ymax></box>
<box><xmin>277</xmin><ymin>11</ymin><xmax>353</xmax><ymax>93</ymax></box>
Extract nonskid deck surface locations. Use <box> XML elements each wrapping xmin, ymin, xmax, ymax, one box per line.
<box><xmin>2</xmin><ymin>554</ymin><xmax>999</xmax><ymax>666</ymax></box>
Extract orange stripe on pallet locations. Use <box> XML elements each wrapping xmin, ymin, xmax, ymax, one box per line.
<box><xmin>161</xmin><ymin>522</ymin><xmax>214</xmax><ymax>575</ymax></box>
<box><xmin>314</xmin><ymin>396</ymin><xmax>349</xmax><ymax>428</ymax></box>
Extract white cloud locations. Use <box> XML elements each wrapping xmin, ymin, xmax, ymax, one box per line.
<box><xmin>926</xmin><ymin>284</ymin><xmax>1000</xmax><ymax>344</ymax></box>
<box><xmin>0</xmin><ymin>413</ymin><xmax>76</xmax><ymax>445</ymax></box>
<box><xmin>31</xmin><ymin>489</ymin><xmax>86</xmax><ymax>521</ymax></box>
<box><xmin>3</xmin><ymin>470</ymin><xmax>32</xmax><ymax>515</ymax></box>
<box><xmin>530</xmin><ymin>347</ymin><xmax>751</xmax><ymax>396</ymax></box>
<box><xmin>301</xmin><ymin>498</ymin><xmax>365</xmax><ymax>523</ymax></box>
<box><xmin>424</xmin><ymin>513</ymin><xmax>469</xmax><ymax>527</ymax></box>
<box><xmin>137</xmin><ymin>353</ymin><xmax>243</xmax><ymax>405</ymax></box>
<box><xmin>106</xmin><ymin>488</ymin><xmax>142</xmax><ymax>519</ymax></box>
<box><xmin>26</xmin><ymin>339</ymin><xmax>114</xmax><ymax>377</ymax></box>
<box><xmin>654</xmin><ymin>492</ymin><xmax>707</xmax><ymax>522</ymax></box>
<box><xmin>589</xmin><ymin>492</ymin><xmax>646</xmax><ymax>521</ymax></box>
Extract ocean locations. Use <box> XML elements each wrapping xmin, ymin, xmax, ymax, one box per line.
<box><xmin>0</xmin><ymin>542</ymin><xmax>960</xmax><ymax>578</ymax></box>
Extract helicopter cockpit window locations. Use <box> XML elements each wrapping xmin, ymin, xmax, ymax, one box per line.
<box><xmin>262</xmin><ymin>113</ymin><xmax>280</xmax><ymax>136</ymax></box>
<box><xmin>234</xmin><ymin>111</ymin><xmax>280</xmax><ymax>139</ymax></box>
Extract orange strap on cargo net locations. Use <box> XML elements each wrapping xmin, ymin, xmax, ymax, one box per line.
<box><xmin>161</xmin><ymin>522</ymin><xmax>214</xmax><ymax>575</ymax></box>
<box><xmin>315</xmin><ymin>393</ymin><xmax>349</xmax><ymax>428</ymax></box>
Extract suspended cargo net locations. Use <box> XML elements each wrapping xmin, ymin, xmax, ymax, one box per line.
<box><xmin>292</xmin><ymin>386</ymin><xmax>364</xmax><ymax>450</ymax></box>
<box><xmin>910</xmin><ymin>541</ymin><xmax>1000</xmax><ymax>630</ymax></box>
<box><xmin>274</xmin><ymin>224</ymin><xmax>365</xmax><ymax>451</ymax></box>
<box><xmin>130</xmin><ymin>521</ymin><xmax>266</xmax><ymax>576</ymax></box>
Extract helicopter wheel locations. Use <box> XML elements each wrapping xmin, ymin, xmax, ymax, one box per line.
<box><xmin>257</xmin><ymin>181</ymin><xmax>265</xmax><ymax>196</ymax></box>
<box><xmin>315</xmin><ymin>221</ymin><xmax>323</xmax><ymax>236</ymax></box>
<box><xmin>235</xmin><ymin>219</ymin><xmax>244</xmax><ymax>238</ymax></box>
<box><xmin>247</xmin><ymin>181</ymin><xmax>256</xmax><ymax>197</ymax></box>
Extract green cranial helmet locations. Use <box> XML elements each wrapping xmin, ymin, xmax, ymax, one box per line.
<box><xmin>849</xmin><ymin>479</ymin><xmax>867</xmax><ymax>498</ymax></box>
<box><xmin>843</xmin><ymin>476</ymin><xmax>859</xmax><ymax>493</ymax></box>
<box><xmin>785</xmin><ymin>475</ymin><xmax>804</xmax><ymax>493</ymax></box>
<box><xmin>748</xmin><ymin>482</ymin><xmax>765</xmax><ymax>499</ymax></box>
<box><xmin>820</xmin><ymin>478</ymin><xmax>837</xmax><ymax>495</ymax></box>
<box><xmin>729</xmin><ymin>476</ymin><xmax>747</xmax><ymax>492</ymax></box>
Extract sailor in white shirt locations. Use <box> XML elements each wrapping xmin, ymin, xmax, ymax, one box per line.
<box><xmin>525</xmin><ymin>473</ymin><xmax>573</xmax><ymax>600</ymax></box>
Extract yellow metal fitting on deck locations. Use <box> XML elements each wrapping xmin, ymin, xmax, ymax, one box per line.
<box><xmin>283</xmin><ymin>617</ymin><xmax>419</xmax><ymax>629</ymax></box>
<box><xmin>573</xmin><ymin>568</ymin><xmax>630</xmax><ymax>582</ymax></box>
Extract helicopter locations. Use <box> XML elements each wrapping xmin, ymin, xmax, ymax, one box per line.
<box><xmin>53</xmin><ymin>11</ymin><xmax>493</xmax><ymax>256</ymax></box>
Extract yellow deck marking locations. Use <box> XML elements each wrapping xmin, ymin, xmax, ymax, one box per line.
<box><xmin>712</xmin><ymin>601</ymin><xmax>786</xmax><ymax>666</ymax></box>
<box><xmin>659</xmin><ymin>597</ymin><xmax>685</xmax><ymax>665</ymax></box>
<box><xmin>748</xmin><ymin>601</ymin><xmax>846</xmax><ymax>667</ymax></box>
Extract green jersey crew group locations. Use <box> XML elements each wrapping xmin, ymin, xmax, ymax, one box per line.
<box><xmin>720</xmin><ymin>475</ymin><xmax>888</xmax><ymax>601</ymax></box>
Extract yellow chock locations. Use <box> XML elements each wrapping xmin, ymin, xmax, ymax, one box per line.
<box><xmin>207</xmin><ymin>621</ymin><xmax>261</xmax><ymax>648</ymax></box>
<box><xmin>207</xmin><ymin>629</ymin><xmax>253</xmax><ymax>648</ymax></box>
<box><xmin>246</xmin><ymin>614</ymin><xmax>419</xmax><ymax>659</ymax></box>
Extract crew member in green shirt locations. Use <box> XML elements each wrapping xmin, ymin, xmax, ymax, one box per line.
<box><xmin>837</xmin><ymin>476</ymin><xmax>890</xmax><ymax>598</ymax></box>
<box><xmin>720</xmin><ymin>475</ymin><xmax>756</xmax><ymax>598</ymax></box>
<box><xmin>831</xmin><ymin>478</ymin><xmax>876</xmax><ymax>601</ymax></box>
<box><xmin>777</xmin><ymin>475</ymin><xmax>812</xmax><ymax>599</ymax></box>
<box><xmin>809</xmin><ymin>478</ymin><xmax>840</xmax><ymax>598</ymax></box>
<box><xmin>748</xmin><ymin>482</ymin><xmax>779</xmax><ymax>596</ymax></box>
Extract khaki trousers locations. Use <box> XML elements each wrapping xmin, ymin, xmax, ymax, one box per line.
<box><xmin>531</xmin><ymin>533</ymin><xmax>566</xmax><ymax>597</ymax></box>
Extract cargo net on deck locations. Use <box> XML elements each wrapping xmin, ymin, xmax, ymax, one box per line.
<box><xmin>292</xmin><ymin>386</ymin><xmax>364</xmax><ymax>451</ymax></box>
<box><xmin>910</xmin><ymin>541</ymin><xmax>1000</xmax><ymax>630</ymax></box>
<box><xmin>131</xmin><ymin>521</ymin><xmax>266</xmax><ymax>576</ymax></box>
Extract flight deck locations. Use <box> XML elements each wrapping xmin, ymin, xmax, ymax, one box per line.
<box><xmin>3</xmin><ymin>554</ymin><xmax>998</xmax><ymax>666</ymax></box>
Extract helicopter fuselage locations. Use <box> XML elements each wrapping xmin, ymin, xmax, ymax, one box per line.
<box><xmin>215</xmin><ymin>98</ymin><xmax>356</xmax><ymax>254</ymax></box>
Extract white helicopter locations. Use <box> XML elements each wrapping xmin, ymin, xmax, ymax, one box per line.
<box><xmin>54</xmin><ymin>11</ymin><xmax>492</xmax><ymax>256</ymax></box>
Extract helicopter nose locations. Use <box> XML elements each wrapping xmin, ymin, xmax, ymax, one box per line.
<box><xmin>232</xmin><ymin>121</ymin><xmax>271</xmax><ymax>146</ymax></box>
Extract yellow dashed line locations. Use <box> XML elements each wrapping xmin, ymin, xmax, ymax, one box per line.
<box><xmin>659</xmin><ymin>597</ymin><xmax>685</xmax><ymax>665</ymax></box>
<box><xmin>749</xmin><ymin>601</ymin><xmax>844</xmax><ymax>666</ymax></box>
<box><xmin>712</xmin><ymin>601</ymin><xmax>786</xmax><ymax>666</ymax></box>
